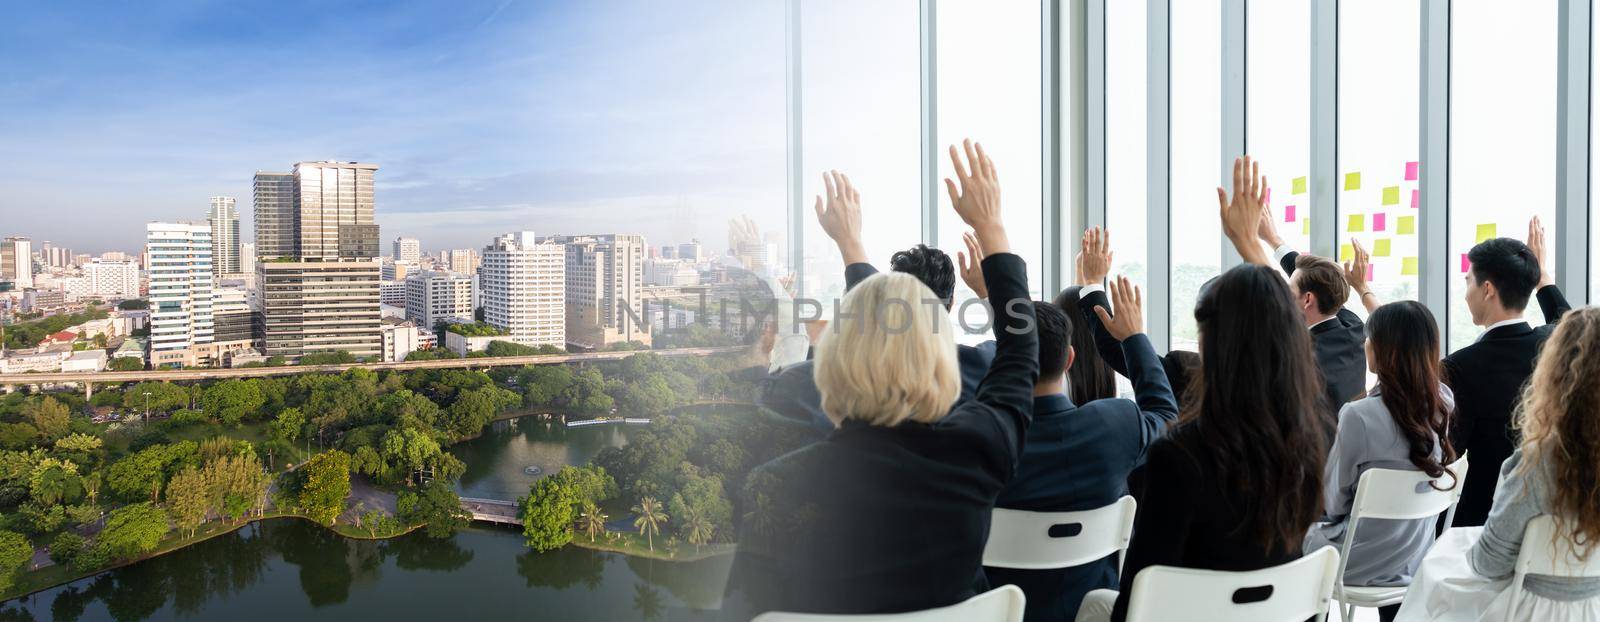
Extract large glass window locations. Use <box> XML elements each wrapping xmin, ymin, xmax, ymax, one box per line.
<box><xmin>1339</xmin><ymin>0</ymin><xmax>1421</xmax><ymax>318</ymax></box>
<box><xmin>936</xmin><ymin>0</ymin><xmax>1044</xmax><ymax>310</ymax></box>
<box><xmin>1105</xmin><ymin>0</ymin><xmax>1147</xmax><ymax>298</ymax></box>
<box><xmin>1168</xmin><ymin>0</ymin><xmax>1222</xmax><ymax>352</ymax></box>
<box><xmin>1449</xmin><ymin>0</ymin><xmax>1558</xmax><ymax>351</ymax></box>
<box><xmin>1246</xmin><ymin>0</ymin><xmax>1311</xmax><ymax>257</ymax></box>
<box><xmin>799</xmin><ymin>0</ymin><xmax>921</xmax><ymax>301</ymax></box>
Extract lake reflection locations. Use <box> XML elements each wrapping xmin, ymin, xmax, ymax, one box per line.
<box><xmin>450</xmin><ymin>416</ymin><xmax>638</xmax><ymax>501</ymax></box>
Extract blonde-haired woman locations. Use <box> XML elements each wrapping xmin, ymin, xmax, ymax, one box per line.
<box><xmin>1396</xmin><ymin>307</ymin><xmax>1600</xmax><ymax>621</ymax></box>
<box><xmin>724</xmin><ymin>140</ymin><xmax>1039</xmax><ymax>618</ymax></box>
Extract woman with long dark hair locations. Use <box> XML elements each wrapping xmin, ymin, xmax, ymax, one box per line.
<box><xmin>1053</xmin><ymin>286</ymin><xmax>1119</xmax><ymax>404</ymax></box>
<box><xmin>1305</xmin><ymin>300</ymin><xmax>1456</xmax><ymax>621</ymax></box>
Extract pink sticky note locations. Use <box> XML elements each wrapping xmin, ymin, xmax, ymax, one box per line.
<box><xmin>1460</xmin><ymin>254</ymin><xmax>1470</xmax><ymax>273</ymax></box>
<box><xmin>1405</xmin><ymin>161</ymin><xmax>1419</xmax><ymax>181</ymax></box>
<box><xmin>1373</xmin><ymin>213</ymin><xmax>1387</xmax><ymax>232</ymax></box>
<box><xmin>1264</xmin><ymin>187</ymin><xmax>1272</xmax><ymax>207</ymax></box>
<box><xmin>1411</xmin><ymin>189</ymin><xmax>1420</xmax><ymax>208</ymax></box>
<box><xmin>1284</xmin><ymin>204</ymin><xmax>1297</xmax><ymax>222</ymax></box>
<box><xmin>1366</xmin><ymin>264</ymin><xmax>1375</xmax><ymax>281</ymax></box>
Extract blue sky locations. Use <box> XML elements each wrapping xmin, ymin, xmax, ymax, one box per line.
<box><xmin>0</xmin><ymin>0</ymin><xmax>789</xmax><ymax>254</ymax></box>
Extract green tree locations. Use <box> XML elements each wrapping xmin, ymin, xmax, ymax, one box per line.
<box><xmin>578</xmin><ymin>500</ymin><xmax>607</xmax><ymax>542</ymax></box>
<box><xmin>396</xmin><ymin>480</ymin><xmax>470</xmax><ymax>539</ymax></box>
<box><xmin>0</xmin><ymin>531</ymin><xmax>31</xmax><ymax>592</ymax></box>
<box><xmin>108</xmin><ymin>357</ymin><xmax>146</xmax><ymax>371</ymax></box>
<box><xmin>48</xmin><ymin>531</ymin><xmax>85</xmax><ymax>565</ymax></box>
<box><xmin>269</xmin><ymin>407</ymin><xmax>306</xmax><ymax>445</ymax></box>
<box><xmin>24</xmin><ymin>398</ymin><xmax>71</xmax><ymax>441</ymax></box>
<box><xmin>123</xmin><ymin>381</ymin><xmax>191</xmax><ymax>413</ymax></box>
<box><xmin>632</xmin><ymin>496</ymin><xmax>668</xmax><ymax>552</ymax></box>
<box><xmin>28</xmin><ymin>457</ymin><xmax>82</xmax><ymax>506</ymax></box>
<box><xmin>519</xmin><ymin>477</ymin><xmax>576</xmax><ymax>552</ymax></box>
<box><xmin>380</xmin><ymin>428</ymin><xmax>441</xmax><ymax>486</ymax></box>
<box><xmin>680</xmin><ymin>506</ymin><xmax>714</xmax><ymax>553</ymax></box>
<box><xmin>53</xmin><ymin>433</ymin><xmax>102</xmax><ymax>455</ymax></box>
<box><xmin>201</xmin><ymin>379</ymin><xmax>266</xmax><ymax>426</ymax></box>
<box><xmin>165</xmin><ymin>466</ymin><xmax>212</xmax><ymax>537</ymax></box>
<box><xmin>98</xmin><ymin>502</ymin><xmax>169</xmax><ymax>561</ymax></box>
<box><xmin>296</xmin><ymin>450</ymin><xmax>351</xmax><ymax>525</ymax></box>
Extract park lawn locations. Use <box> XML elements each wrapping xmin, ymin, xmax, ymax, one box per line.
<box><xmin>572</xmin><ymin>528</ymin><xmax>734</xmax><ymax>562</ymax></box>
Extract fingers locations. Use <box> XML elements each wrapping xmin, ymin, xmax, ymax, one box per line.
<box><xmin>963</xmin><ymin>231</ymin><xmax>982</xmax><ymax>259</ymax></box>
<box><xmin>974</xmin><ymin>141</ymin><xmax>995</xmax><ymax>180</ymax></box>
<box><xmin>957</xmin><ymin>250</ymin><xmax>970</xmax><ymax>274</ymax></box>
<box><xmin>823</xmin><ymin>171</ymin><xmax>836</xmax><ymax>201</ymax></box>
<box><xmin>963</xmin><ymin>139</ymin><xmax>979</xmax><ymax>180</ymax></box>
<box><xmin>949</xmin><ymin>144</ymin><xmax>970</xmax><ymax>182</ymax></box>
<box><xmin>1231</xmin><ymin>157</ymin><xmax>1244</xmax><ymax>201</ymax></box>
<box><xmin>1093</xmin><ymin>306</ymin><xmax>1113</xmax><ymax>326</ymax></box>
<box><xmin>944</xmin><ymin>178</ymin><xmax>960</xmax><ymax>210</ymax></box>
<box><xmin>813</xmin><ymin>196</ymin><xmax>824</xmax><ymax>221</ymax></box>
<box><xmin>843</xmin><ymin>173</ymin><xmax>859</xmax><ymax>203</ymax></box>
<box><xmin>1101</xmin><ymin>228</ymin><xmax>1110</xmax><ymax>254</ymax></box>
<box><xmin>1217</xmin><ymin>187</ymin><xmax>1229</xmax><ymax>214</ymax></box>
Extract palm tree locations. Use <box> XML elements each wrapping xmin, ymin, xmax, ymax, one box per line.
<box><xmin>631</xmin><ymin>497</ymin><xmax>667</xmax><ymax>552</ymax></box>
<box><xmin>579</xmin><ymin>501</ymin><xmax>608</xmax><ymax>542</ymax></box>
<box><xmin>682</xmin><ymin>507</ymin><xmax>714</xmax><ymax>553</ymax></box>
<box><xmin>632</xmin><ymin>584</ymin><xmax>664</xmax><ymax>621</ymax></box>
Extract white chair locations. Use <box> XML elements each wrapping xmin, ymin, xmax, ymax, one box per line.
<box><xmin>983</xmin><ymin>495</ymin><xmax>1137</xmax><ymax>571</ymax></box>
<box><xmin>751</xmin><ymin>585</ymin><xmax>1024</xmax><ymax>622</ymax></box>
<box><xmin>1508</xmin><ymin>515</ymin><xmax>1600</xmax><ymax>607</ymax></box>
<box><xmin>1123</xmin><ymin>546</ymin><xmax>1341</xmax><ymax>622</ymax></box>
<box><xmin>1333</xmin><ymin>456</ymin><xmax>1470</xmax><ymax>622</ymax></box>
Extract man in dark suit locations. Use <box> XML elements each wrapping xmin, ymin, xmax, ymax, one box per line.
<box><xmin>1442</xmin><ymin>218</ymin><xmax>1570</xmax><ymax>526</ymax></box>
<box><xmin>1255</xmin><ymin>215</ymin><xmax>1369</xmax><ymax>414</ymax></box>
<box><xmin>984</xmin><ymin>289</ymin><xmax>1178</xmax><ymax>622</ymax></box>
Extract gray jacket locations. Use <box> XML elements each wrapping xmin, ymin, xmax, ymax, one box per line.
<box><xmin>1469</xmin><ymin>447</ymin><xmax>1600</xmax><ymax>601</ymax></box>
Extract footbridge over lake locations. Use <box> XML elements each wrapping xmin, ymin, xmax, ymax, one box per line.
<box><xmin>459</xmin><ymin>497</ymin><xmax>521</xmax><ymax>526</ymax></box>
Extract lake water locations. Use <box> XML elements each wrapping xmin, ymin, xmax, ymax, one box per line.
<box><xmin>449</xmin><ymin>415</ymin><xmax>640</xmax><ymax>501</ymax></box>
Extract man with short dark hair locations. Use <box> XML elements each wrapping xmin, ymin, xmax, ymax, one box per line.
<box><xmin>985</xmin><ymin>285</ymin><xmax>1177</xmax><ymax>622</ymax></box>
<box><xmin>1255</xmin><ymin>218</ymin><xmax>1369</xmax><ymax>414</ymax></box>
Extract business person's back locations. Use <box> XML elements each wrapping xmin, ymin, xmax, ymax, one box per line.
<box><xmin>1279</xmin><ymin>251</ymin><xmax>1368</xmax><ymax>410</ymax></box>
<box><xmin>757</xmin><ymin>345</ymin><xmax>995</xmax><ymax>438</ymax></box>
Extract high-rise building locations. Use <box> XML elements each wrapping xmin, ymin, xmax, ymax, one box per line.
<box><xmin>240</xmin><ymin>243</ymin><xmax>256</xmax><ymax>275</ymax></box>
<box><xmin>393</xmin><ymin>237</ymin><xmax>420</xmax><ymax>263</ymax></box>
<box><xmin>404</xmin><ymin>271</ymin><xmax>475</xmax><ymax>329</ymax></box>
<box><xmin>379</xmin><ymin>280</ymin><xmax>408</xmax><ymax>307</ymax></box>
<box><xmin>145</xmin><ymin>223</ymin><xmax>214</xmax><ymax>367</ymax></box>
<box><xmin>210</xmin><ymin>283</ymin><xmax>254</xmax><ymax>347</ymax></box>
<box><xmin>382</xmin><ymin>260</ymin><xmax>417</xmax><ymax>282</ymax></box>
<box><xmin>1</xmin><ymin>237</ymin><xmax>34</xmax><ymax>290</ymax></box>
<box><xmin>100</xmin><ymin>251</ymin><xmax>131</xmax><ymax>262</ymax></box>
<box><xmin>547</xmin><ymin>233</ymin><xmax>650</xmax><ymax>349</ymax></box>
<box><xmin>38</xmin><ymin>242</ymin><xmax>72</xmax><ymax>269</ymax></box>
<box><xmin>81</xmin><ymin>259</ymin><xmax>140</xmax><ymax>299</ymax></box>
<box><xmin>480</xmin><ymin>231</ymin><xmax>565</xmax><ymax>348</ymax></box>
<box><xmin>448</xmin><ymin>248</ymin><xmax>478</xmax><ymax>275</ymax></box>
<box><xmin>659</xmin><ymin>245</ymin><xmax>677</xmax><ymax>260</ymax></box>
<box><xmin>257</xmin><ymin>260</ymin><xmax>382</xmax><ymax>359</ymax></box>
<box><xmin>208</xmin><ymin>196</ymin><xmax>242</xmax><ymax>274</ymax></box>
<box><xmin>677</xmin><ymin>240</ymin><xmax>702</xmax><ymax>263</ymax></box>
<box><xmin>252</xmin><ymin>172</ymin><xmax>296</xmax><ymax>259</ymax></box>
<box><xmin>291</xmin><ymin>161</ymin><xmax>379</xmax><ymax>260</ymax></box>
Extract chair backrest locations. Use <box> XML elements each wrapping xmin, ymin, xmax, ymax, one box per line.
<box><xmin>751</xmin><ymin>585</ymin><xmax>1025</xmax><ymax>622</ymax></box>
<box><xmin>982</xmin><ymin>496</ymin><xmax>1137</xmax><ymax>570</ymax></box>
<box><xmin>1513</xmin><ymin>515</ymin><xmax>1600</xmax><ymax>581</ymax></box>
<box><xmin>1124</xmin><ymin>547</ymin><xmax>1340</xmax><ymax>622</ymax></box>
<box><xmin>1349</xmin><ymin>455</ymin><xmax>1469</xmax><ymax>522</ymax></box>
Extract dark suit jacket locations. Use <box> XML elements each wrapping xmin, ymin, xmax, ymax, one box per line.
<box><xmin>984</xmin><ymin>333</ymin><xmax>1178</xmax><ymax>622</ymax></box>
<box><xmin>1279</xmin><ymin>251</ymin><xmax>1369</xmax><ymax>412</ymax></box>
<box><xmin>725</xmin><ymin>253</ymin><xmax>1039</xmax><ymax>617</ymax></box>
<box><xmin>1077</xmin><ymin>288</ymin><xmax>1200</xmax><ymax>398</ymax></box>
<box><xmin>1444</xmin><ymin>285</ymin><xmax>1571</xmax><ymax>527</ymax></box>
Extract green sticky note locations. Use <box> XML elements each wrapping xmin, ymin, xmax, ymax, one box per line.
<box><xmin>1382</xmin><ymin>186</ymin><xmax>1401</xmax><ymax>205</ymax></box>
<box><xmin>1397</xmin><ymin>215</ymin><xmax>1416</xmax><ymax>235</ymax></box>
<box><xmin>1401</xmin><ymin>257</ymin><xmax>1419</xmax><ymax>276</ymax></box>
<box><xmin>1292</xmin><ymin>176</ymin><xmax>1308</xmax><ymax>194</ymax></box>
<box><xmin>1475</xmin><ymin>223</ymin><xmax>1497</xmax><ymax>243</ymax></box>
<box><xmin>1347</xmin><ymin>214</ymin><xmax>1364</xmax><ymax>232</ymax></box>
<box><xmin>1340</xmin><ymin>244</ymin><xmax>1354</xmax><ymax>262</ymax></box>
<box><xmin>1344</xmin><ymin>172</ymin><xmax>1362</xmax><ymax>191</ymax></box>
<box><xmin>1374</xmin><ymin>239</ymin><xmax>1392</xmax><ymax>257</ymax></box>
<box><xmin>1301</xmin><ymin>218</ymin><xmax>1311</xmax><ymax>235</ymax></box>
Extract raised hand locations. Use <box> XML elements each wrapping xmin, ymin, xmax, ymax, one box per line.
<box><xmin>1092</xmin><ymin>276</ymin><xmax>1145</xmax><ymax>342</ymax></box>
<box><xmin>1342</xmin><ymin>238</ymin><xmax>1378</xmax><ymax>313</ymax></box>
<box><xmin>1527</xmin><ymin>216</ymin><xmax>1553</xmax><ymax>288</ymax></box>
<box><xmin>1076</xmin><ymin>227</ymin><xmax>1113</xmax><ymax>286</ymax></box>
<box><xmin>813</xmin><ymin>170</ymin><xmax>867</xmax><ymax>264</ymax></box>
<box><xmin>1256</xmin><ymin>196</ymin><xmax>1285</xmax><ymax>249</ymax></box>
<box><xmin>945</xmin><ymin>139</ymin><xmax>1010</xmax><ymax>255</ymax></box>
<box><xmin>957</xmin><ymin>231</ymin><xmax>988</xmax><ymax>299</ymax></box>
<box><xmin>1217</xmin><ymin>155</ymin><xmax>1271</xmax><ymax>265</ymax></box>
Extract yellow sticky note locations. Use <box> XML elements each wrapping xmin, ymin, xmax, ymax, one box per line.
<box><xmin>1401</xmin><ymin>257</ymin><xmax>1419</xmax><ymax>276</ymax></box>
<box><xmin>1374</xmin><ymin>239</ymin><xmax>1392</xmax><ymax>257</ymax></box>
<box><xmin>1475</xmin><ymin>223</ymin><xmax>1497</xmax><ymax>243</ymax></box>
<box><xmin>1292</xmin><ymin>176</ymin><xmax>1308</xmax><ymax>194</ymax></box>
<box><xmin>1344</xmin><ymin>172</ymin><xmax>1361</xmax><ymax>191</ymax></box>
<box><xmin>1382</xmin><ymin>186</ymin><xmax>1401</xmax><ymax>205</ymax></box>
<box><xmin>1397</xmin><ymin>215</ymin><xmax>1416</xmax><ymax>235</ymax></box>
<box><xmin>1301</xmin><ymin>218</ymin><xmax>1311</xmax><ymax>235</ymax></box>
<box><xmin>1347</xmin><ymin>214</ymin><xmax>1364</xmax><ymax>232</ymax></box>
<box><xmin>1340</xmin><ymin>244</ymin><xmax>1354</xmax><ymax>262</ymax></box>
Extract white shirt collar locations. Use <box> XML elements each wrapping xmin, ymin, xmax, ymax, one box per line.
<box><xmin>1309</xmin><ymin>315</ymin><xmax>1339</xmax><ymax>330</ymax></box>
<box><xmin>1483</xmin><ymin>317</ymin><xmax>1529</xmax><ymax>333</ymax></box>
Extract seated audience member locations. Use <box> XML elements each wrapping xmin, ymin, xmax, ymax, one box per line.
<box><xmin>1076</xmin><ymin>157</ymin><xmax>1329</xmax><ymax>622</ymax></box>
<box><xmin>1443</xmin><ymin>217</ymin><xmax>1571</xmax><ymax>527</ymax></box>
<box><xmin>1075</xmin><ymin>227</ymin><xmax>1201</xmax><ymax>395</ymax></box>
<box><xmin>1395</xmin><ymin>307</ymin><xmax>1600</xmax><ymax>621</ymax></box>
<box><xmin>982</xmin><ymin>280</ymin><xmax>1178</xmax><ymax>622</ymax></box>
<box><xmin>1254</xmin><ymin>205</ymin><xmax>1369</xmax><ymax>412</ymax></box>
<box><xmin>725</xmin><ymin>141</ymin><xmax>1039</xmax><ymax>617</ymax></box>
<box><xmin>755</xmin><ymin>173</ymin><xmax>994</xmax><ymax>435</ymax></box>
<box><xmin>1305</xmin><ymin>300</ymin><xmax>1456</xmax><ymax>622</ymax></box>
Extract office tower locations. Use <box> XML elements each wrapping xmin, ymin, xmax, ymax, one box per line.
<box><xmin>660</xmin><ymin>245</ymin><xmax>676</xmax><ymax>260</ymax></box>
<box><xmin>257</xmin><ymin>260</ymin><xmax>381</xmax><ymax>358</ymax></box>
<box><xmin>379</xmin><ymin>280</ymin><xmax>407</xmax><ymax>306</ymax></box>
<box><xmin>480</xmin><ymin>231</ymin><xmax>565</xmax><ymax>348</ymax></box>
<box><xmin>290</xmin><ymin>161</ymin><xmax>379</xmax><ymax>260</ymax></box>
<box><xmin>404</xmin><ymin>271</ymin><xmax>475</xmax><ymax>329</ymax></box>
<box><xmin>393</xmin><ymin>237</ymin><xmax>420</xmax><ymax>263</ymax></box>
<box><xmin>82</xmin><ymin>259</ymin><xmax>140</xmax><ymax>299</ymax></box>
<box><xmin>240</xmin><ymin>243</ymin><xmax>256</xmax><ymax>275</ymax></box>
<box><xmin>677</xmin><ymin>240</ymin><xmax>702</xmax><ymax>263</ymax></box>
<box><xmin>253</xmin><ymin>172</ymin><xmax>296</xmax><ymax>258</ymax></box>
<box><xmin>210</xmin><ymin>283</ymin><xmax>254</xmax><ymax>348</ymax></box>
<box><xmin>547</xmin><ymin>233</ymin><xmax>649</xmax><ymax>349</ymax></box>
<box><xmin>448</xmin><ymin>248</ymin><xmax>478</xmax><ymax>274</ymax></box>
<box><xmin>38</xmin><ymin>242</ymin><xmax>72</xmax><ymax>269</ymax></box>
<box><xmin>209</xmin><ymin>196</ymin><xmax>242</xmax><ymax>274</ymax></box>
<box><xmin>1</xmin><ymin>237</ymin><xmax>34</xmax><ymax>290</ymax></box>
<box><xmin>145</xmin><ymin>223</ymin><xmax>214</xmax><ymax>367</ymax></box>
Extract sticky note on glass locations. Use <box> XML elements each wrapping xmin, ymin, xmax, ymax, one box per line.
<box><xmin>1284</xmin><ymin>204</ymin><xmax>1297</xmax><ymax>222</ymax></box>
<box><xmin>1411</xmin><ymin>189</ymin><xmax>1420</xmax><ymax>208</ymax></box>
<box><xmin>1344</xmin><ymin>172</ymin><xmax>1362</xmax><ymax>191</ymax></box>
<box><xmin>1292</xmin><ymin>176</ymin><xmax>1308</xmax><ymax>194</ymax></box>
<box><xmin>1401</xmin><ymin>257</ymin><xmax>1419</xmax><ymax>276</ymax></box>
<box><xmin>1461</xmin><ymin>253</ymin><xmax>1471</xmax><ymax>273</ymax></box>
<box><xmin>1302</xmin><ymin>218</ymin><xmax>1311</xmax><ymax>235</ymax></box>
<box><xmin>1397</xmin><ymin>215</ymin><xmax>1416</xmax><ymax>235</ymax></box>
<box><xmin>1374</xmin><ymin>239</ymin><xmax>1392</xmax><ymax>257</ymax></box>
<box><xmin>1405</xmin><ymin>161</ymin><xmax>1419</xmax><ymax>181</ymax></box>
<box><xmin>1264</xmin><ymin>187</ymin><xmax>1272</xmax><ymax>207</ymax></box>
<box><xmin>1382</xmin><ymin>186</ymin><xmax>1401</xmax><ymax>205</ymax></box>
<box><xmin>1475</xmin><ymin>223</ymin><xmax>1497</xmax><ymax>243</ymax></box>
<box><xmin>1347</xmin><ymin>214</ymin><xmax>1364</xmax><ymax>232</ymax></box>
<box><xmin>1366</xmin><ymin>264</ymin><xmax>1375</xmax><ymax>281</ymax></box>
<box><xmin>1340</xmin><ymin>244</ymin><xmax>1354</xmax><ymax>262</ymax></box>
<box><xmin>1373</xmin><ymin>213</ymin><xmax>1387</xmax><ymax>231</ymax></box>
